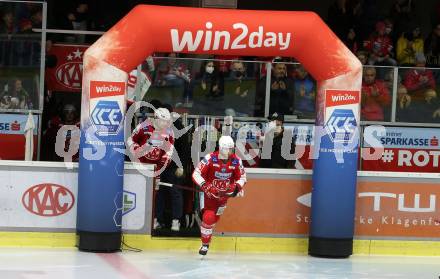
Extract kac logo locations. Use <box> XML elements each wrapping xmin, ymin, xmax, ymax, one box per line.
<box><xmin>56</xmin><ymin>62</ymin><xmax>83</xmax><ymax>90</ymax></box>
<box><xmin>325</xmin><ymin>109</ymin><xmax>357</xmax><ymax>144</ymax></box>
<box><xmin>91</xmin><ymin>100</ymin><xmax>123</xmax><ymax>135</ymax></box>
<box><xmin>22</xmin><ymin>183</ymin><xmax>75</xmax><ymax>217</ymax></box>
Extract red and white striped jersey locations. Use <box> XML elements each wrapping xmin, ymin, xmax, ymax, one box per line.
<box><xmin>127</xmin><ymin>119</ymin><xmax>174</xmax><ymax>169</ymax></box>
<box><xmin>193</xmin><ymin>151</ymin><xmax>246</xmax><ymax>195</ymax></box>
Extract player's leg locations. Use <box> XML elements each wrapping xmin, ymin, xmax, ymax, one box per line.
<box><xmin>199</xmin><ymin>197</ymin><xmax>228</xmax><ymax>255</ymax></box>
<box><xmin>198</xmin><ymin>194</ymin><xmax>220</xmax><ymax>255</ymax></box>
<box><xmin>154</xmin><ymin>185</ymin><xmax>168</xmax><ymax>230</ymax></box>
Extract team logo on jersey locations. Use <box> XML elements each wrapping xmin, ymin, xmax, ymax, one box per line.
<box><xmin>214</xmin><ymin>171</ymin><xmax>232</xmax><ymax>180</ymax></box>
<box><xmin>231</xmin><ymin>158</ymin><xmax>239</xmax><ymax>166</ymax></box>
<box><xmin>212</xmin><ymin>179</ymin><xmax>229</xmax><ymax>191</ymax></box>
<box><xmin>221</xmin><ymin>168</ymin><xmax>226</xmax><ymax>173</ymax></box>
<box><xmin>149</xmin><ymin>139</ymin><xmax>164</xmax><ymax>147</ymax></box>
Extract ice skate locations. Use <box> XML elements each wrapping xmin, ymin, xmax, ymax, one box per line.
<box><xmin>198</xmin><ymin>244</ymin><xmax>209</xmax><ymax>257</ymax></box>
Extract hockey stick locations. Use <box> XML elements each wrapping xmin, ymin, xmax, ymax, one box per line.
<box><xmin>157</xmin><ymin>182</ymin><xmax>241</xmax><ymax>197</ymax></box>
<box><xmin>157</xmin><ymin>181</ymin><xmax>201</xmax><ymax>192</ymax></box>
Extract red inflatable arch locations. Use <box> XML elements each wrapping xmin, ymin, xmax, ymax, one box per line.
<box><xmin>78</xmin><ymin>5</ymin><xmax>362</xmax><ymax>256</ymax></box>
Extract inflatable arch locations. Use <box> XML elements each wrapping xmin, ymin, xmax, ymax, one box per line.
<box><xmin>77</xmin><ymin>5</ymin><xmax>362</xmax><ymax>257</ymax></box>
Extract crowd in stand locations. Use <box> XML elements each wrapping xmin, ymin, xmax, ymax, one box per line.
<box><xmin>329</xmin><ymin>0</ymin><xmax>440</xmax><ymax>123</ymax></box>
<box><xmin>0</xmin><ymin>2</ymin><xmax>42</xmax><ymax>67</ymax></box>
<box><xmin>328</xmin><ymin>0</ymin><xmax>440</xmax><ymax>68</ymax></box>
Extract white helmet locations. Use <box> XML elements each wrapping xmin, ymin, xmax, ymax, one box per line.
<box><xmin>219</xmin><ymin>136</ymin><xmax>234</xmax><ymax>149</ymax></box>
<box><xmin>153</xmin><ymin>107</ymin><xmax>171</xmax><ymax>130</ymax></box>
<box><xmin>218</xmin><ymin>136</ymin><xmax>234</xmax><ymax>159</ymax></box>
<box><xmin>154</xmin><ymin>107</ymin><xmax>171</xmax><ymax>121</ymax></box>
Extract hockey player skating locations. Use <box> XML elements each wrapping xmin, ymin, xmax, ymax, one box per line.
<box><xmin>192</xmin><ymin>136</ymin><xmax>247</xmax><ymax>256</ymax></box>
<box><xmin>127</xmin><ymin>107</ymin><xmax>177</xmax><ymax>230</ymax></box>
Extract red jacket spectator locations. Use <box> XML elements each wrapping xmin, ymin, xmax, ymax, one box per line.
<box><xmin>361</xmin><ymin>68</ymin><xmax>391</xmax><ymax>121</ymax></box>
<box><xmin>365</xmin><ymin>33</ymin><xmax>393</xmax><ymax>58</ymax></box>
<box><xmin>403</xmin><ymin>69</ymin><xmax>436</xmax><ymax>92</ymax></box>
<box><xmin>364</xmin><ymin>22</ymin><xmax>396</xmax><ymax>66</ymax></box>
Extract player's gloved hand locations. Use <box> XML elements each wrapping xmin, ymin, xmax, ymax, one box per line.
<box><xmin>225</xmin><ymin>183</ymin><xmax>242</xmax><ymax>198</ymax></box>
<box><xmin>129</xmin><ymin>143</ymin><xmax>144</xmax><ymax>159</ymax></box>
<box><xmin>200</xmin><ymin>182</ymin><xmax>220</xmax><ymax>199</ymax></box>
<box><xmin>175</xmin><ymin>167</ymin><xmax>184</xmax><ymax>177</ymax></box>
<box><xmin>129</xmin><ymin>143</ymin><xmax>140</xmax><ymax>153</ymax></box>
<box><xmin>159</xmin><ymin>155</ymin><xmax>170</xmax><ymax>167</ymax></box>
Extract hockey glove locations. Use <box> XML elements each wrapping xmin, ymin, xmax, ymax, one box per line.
<box><xmin>226</xmin><ymin>183</ymin><xmax>242</xmax><ymax>198</ymax></box>
<box><xmin>200</xmin><ymin>182</ymin><xmax>220</xmax><ymax>199</ymax></box>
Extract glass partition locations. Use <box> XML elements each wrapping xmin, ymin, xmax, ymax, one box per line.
<box><xmin>269</xmin><ymin>61</ymin><xmax>317</xmax><ymax>119</ymax></box>
<box><xmin>396</xmin><ymin>66</ymin><xmax>440</xmax><ymax>124</ymax></box>
<box><xmin>360</xmin><ymin>66</ymin><xmax>394</xmax><ymax>122</ymax></box>
<box><xmin>0</xmin><ymin>1</ymin><xmax>43</xmax><ymax>111</ymax></box>
<box><xmin>144</xmin><ymin>56</ymin><xmax>266</xmax><ymax>117</ymax></box>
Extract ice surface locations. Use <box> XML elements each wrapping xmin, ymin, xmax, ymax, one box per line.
<box><xmin>0</xmin><ymin>248</ymin><xmax>438</xmax><ymax>279</ymax></box>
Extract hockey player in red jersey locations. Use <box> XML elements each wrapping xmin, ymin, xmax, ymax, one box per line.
<box><xmin>192</xmin><ymin>135</ymin><xmax>247</xmax><ymax>256</ymax></box>
<box><xmin>127</xmin><ymin>107</ymin><xmax>174</xmax><ymax>175</ymax></box>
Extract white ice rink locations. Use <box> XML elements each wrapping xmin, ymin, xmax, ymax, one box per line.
<box><xmin>0</xmin><ymin>248</ymin><xmax>439</xmax><ymax>279</ymax></box>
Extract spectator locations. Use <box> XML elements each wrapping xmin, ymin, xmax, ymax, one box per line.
<box><xmin>425</xmin><ymin>23</ymin><xmax>440</xmax><ymax>67</ymax></box>
<box><xmin>229</xmin><ymin>61</ymin><xmax>250</xmax><ymax>98</ymax></box>
<box><xmin>157</xmin><ymin>53</ymin><xmax>191</xmax><ymax>87</ymax></box>
<box><xmin>344</xmin><ymin>27</ymin><xmax>359</xmax><ymax>53</ymax></box>
<box><xmin>384</xmin><ymin>18</ymin><xmax>396</xmax><ymax>44</ymax></box>
<box><xmin>18</xmin><ymin>18</ymin><xmax>32</xmax><ymax>33</ymax></box>
<box><xmin>383</xmin><ymin>68</ymin><xmax>398</xmax><ymax>90</ymax></box>
<box><xmin>364</xmin><ymin>21</ymin><xmax>397</xmax><ymax>66</ymax></box>
<box><xmin>361</xmin><ymin>67</ymin><xmax>391</xmax><ymax>121</ymax></box>
<box><xmin>156</xmin><ymin>53</ymin><xmax>191</xmax><ymax>105</ymax></box>
<box><xmin>403</xmin><ymin>53</ymin><xmax>436</xmax><ymax>100</ymax></box>
<box><xmin>215</xmin><ymin>55</ymin><xmax>240</xmax><ymax>76</ymax></box>
<box><xmin>293</xmin><ymin>65</ymin><xmax>316</xmax><ymax>118</ymax></box>
<box><xmin>199</xmin><ymin>61</ymin><xmax>222</xmax><ymax>100</ymax></box>
<box><xmin>259</xmin><ymin>112</ymin><xmax>295</xmax><ymax>169</ymax></box>
<box><xmin>396</xmin><ymin>27</ymin><xmax>424</xmax><ymax>66</ymax></box>
<box><xmin>396</xmin><ymin>85</ymin><xmax>415</xmax><ymax>122</ymax></box>
<box><xmin>41</xmin><ymin>104</ymin><xmax>80</xmax><ymax>162</ymax></box>
<box><xmin>0</xmin><ymin>10</ymin><xmax>16</xmax><ymax>34</ymax></box>
<box><xmin>266</xmin><ymin>61</ymin><xmax>294</xmax><ymax>115</ymax></box>
<box><xmin>356</xmin><ymin>51</ymin><xmax>369</xmax><ymax>65</ymax></box>
<box><xmin>0</xmin><ymin>78</ymin><xmax>30</xmax><ymax>109</ymax></box>
<box><xmin>66</xmin><ymin>3</ymin><xmax>89</xmax><ymax>43</ymax></box>
<box><xmin>30</xmin><ymin>9</ymin><xmax>42</xmax><ymax>29</ymax></box>
<box><xmin>410</xmin><ymin>89</ymin><xmax>440</xmax><ymax>123</ymax></box>
<box><xmin>214</xmin><ymin>55</ymin><xmax>240</xmax><ymax>97</ymax></box>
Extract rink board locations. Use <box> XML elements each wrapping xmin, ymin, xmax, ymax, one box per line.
<box><xmin>0</xmin><ymin>161</ymin><xmax>153</xmax><ymax>234</ymax></box>
<box><xmin>0</xmin><ymin>161</ymin><xmax>440</xmax><ymax>256</ymax></box>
